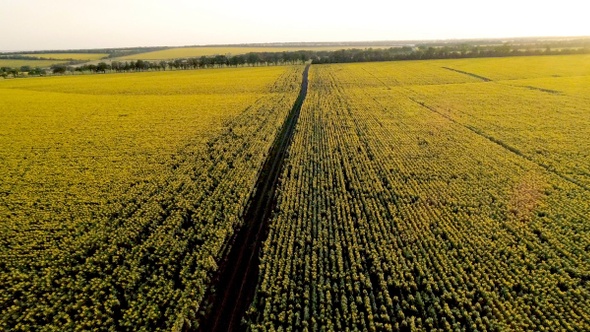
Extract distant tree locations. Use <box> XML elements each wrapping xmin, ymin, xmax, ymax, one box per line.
<box><xmin>286</xmin><ymin>51</ymin><xmax>302</xmax><ymax>64</ymax></box>
<box><xmin>28</xmin><ymin>67</ymin><xmax>46</xmax><ymax>76</ymax></box>
<box><xmin>51</xmin><ymin>64</ymin><xmax>67</xmax><ymax>74</ymax></box>
<box><xmin>159</xmin><ymin>60</ymin><xmax>168</xmax><ymax>71</ymax></box>
<box><xmin>187</xmin><ymin>58</ymin><xmax>199</xmax><ymax>69</ymax></box>
<box><xmin>236</xmin><ymin>55</ymin><xmax>246</xmax><ymax>66</ymax></box>
<box><xmin>545</xmin><ymin>45</ymin><xmax>552</xmax><ymax>54</ymax></box>
<box><xmin>9</xmin><ymin>67</ymin><xmax>19</xmax><ymax>77</ymax></box>
<box><xmin>96</xmin><ymin>62</ymin><xmax>110</xmax><ymax>73</ymax></box>
<box><xmin>267</xmin><ymin>52</ymin><xmax>284</xmax><ymax>66</ymax></box>
<box><xmin>229</xmin><ymin>55</ymin><xmax>246</xmax><ymax>67</ymax></box>
<box><xmin>298</xmin><ymin>51</ymin><xmax>310</xmax><ymax>63</ymax></box>
<box><xmin>246</xmin><ymin>53</ymin><xmax>260</xmax><ymax>66</ymax></box>
<box><xmin>111</xmin><ymin>61</ymin><xmax>122</xmax><ymax>72</ymax></box>
<box><xmin>20</xmin><ymin>65</ymin><xmax>32</xmax><ymax>73</ymax></box>
<box><xmin>213</xmin><ymin>55</ymin><xmax>228</xmax><ymax>67</ymax></box>
<box><xmin>135</xmin><ymin>59</ymin><xmax>149</xmax><ymax>71</ymax></box>
<box><xmin>493</xmin><ymin>43</ymin><xmax>512</xmax><ymax>56</ymax></box>
<box><xmin>149</xmin><ymin>61</ymin><xmax>160</xmax><ymax>70</ymax></box>
<box><xmin>172</xmin><ymin>59</ymin><xmax>185</xmax><ymax>70</ymax></box>
<box><xmin>197</xmin><ymin>56</ymin><xmax>210</xmax><ymax>68</ymax></box>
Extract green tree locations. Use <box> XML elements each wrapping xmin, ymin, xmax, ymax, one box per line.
<box><xmin>96</xmin><ymin>62</ymin><xmax>110</xmax><ymax>73</ymax></box>
<box><xmin>51</xmin><ymin>64</ymin><xmax>67</xmax><ymax>74</ymax></box>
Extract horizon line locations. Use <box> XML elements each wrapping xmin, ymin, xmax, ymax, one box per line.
<box><xmin>2</xmin><ymin>34</ymin><xmax>589</xmax><ymax>54</ymax></box>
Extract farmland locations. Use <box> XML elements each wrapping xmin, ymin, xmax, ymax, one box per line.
<box><xmin>118</xmin><ymin>46</ymin><xmax>389</xmax><ymax>60</ymax></box>
<box><xmin>0</xmin><ymin>66</ymin><xmax>303</xmax><ymax>330</ymax></box>
<box><xmin>0</xmin><ymin>53</ymin><xmax>107</xmax><ymax>70</ymax></box>
<box><xmin>249</xmin><ymin>56</ymin><xmax>590</xmax><ymax>331</ymax></box>
<box><xmin>19</xmin><ymin>53</ymin><xmax>109</xmax><ymax>60</ymax></box>
<box><xmin>1</xmin><ymin>54</ymin><xmax>589</xmax><ymax>331</ymax></box>
<box><xmin>0</xmin><ymin>59</ymin><xmax>67</xmax><ymax>69</ymax></box>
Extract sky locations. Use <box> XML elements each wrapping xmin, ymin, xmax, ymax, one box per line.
<box><xmin>1</xmin><ymin>0</ymin><xmax>589</xmax><ymax>51</ymax></box>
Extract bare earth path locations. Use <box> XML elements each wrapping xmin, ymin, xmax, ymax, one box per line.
<box><xmin>196</xmin><ymin>64</ymin><xmax>310</xmax><ymax>332</ymax></box>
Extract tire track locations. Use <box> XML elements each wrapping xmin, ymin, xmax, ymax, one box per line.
<box><xmin>441</xmin><ymin>66</ymin><xmax>492</xmax><ymax>82</ymax></box>
<box><xmin>195</xmin><ymin>64</ymin><xmax>310</xmax><ymax>332</ymax></box>
<box><xmin>406</xmin><ymin>95</ymin><xmax>590</xmax><ymax>192</ymax></box>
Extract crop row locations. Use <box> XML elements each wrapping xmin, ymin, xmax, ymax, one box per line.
<box><xmin>0</xmin><ymin>66</ymin><xmax>303</xmax><ymax>331</ymax></box>
<box><xmin>248</xmin><ymin>63</ymin><xmax>590</xmax><ymax>331</ymax></box>
<box><xmin>404</xmin><ymin>77</ymin><xmax>590</xmax><ymax>189</ymax></box>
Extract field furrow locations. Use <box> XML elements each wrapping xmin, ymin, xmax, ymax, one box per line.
<box><xmin>0</xmin><ymin>66</ymin><xmax>303</xmax><ymax>331</ymax></box>
<box><xmin>249</xmin><ymin>59</ymin><xmax>590</xmax><ymax>331</ymax></box>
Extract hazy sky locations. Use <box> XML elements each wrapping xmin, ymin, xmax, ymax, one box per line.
<box><xmin>1</xmin><ymin>0</ymin><xmax>588</xmax><ymax>51</ymax></box>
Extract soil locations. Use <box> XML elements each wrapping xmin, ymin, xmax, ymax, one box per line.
<box><xmin>195</xmin><ymin>64</ymin><xmax>310</xmax><ymax>332</ymax></box>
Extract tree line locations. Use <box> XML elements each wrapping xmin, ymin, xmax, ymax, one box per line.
<box><xmin>48</xmin><ymin>51</ymin><xmax>312</xmax><ymax>75</ymax></box>
<box><xmin>3</xmin><ymin>41</ymin><xmax>590</xmax><ymax>78</ymax></box>
<box><xmin>310</xmin><ymin>43</ymin><xmax>590</xmax><ymax>64</ymax></box>
<box><xmin>54</xmin><ymin>44</ymin><xmax>590</xmax><ymax>75</ymax></box>
<box><xmin>1</xmin><ymin>66</ymin><xmax>46</xmax><ymax>78</ymax></box>
<box><xmin>1</xmin><ymin>52</ymin><xmax>304</xmax><ymax>77</ymax></box>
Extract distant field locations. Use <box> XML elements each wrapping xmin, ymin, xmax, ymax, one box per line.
<box><xmin>437</xmin><ymin>54</ymin><xmax>590</xmax><ymax>80</ymax></box>
<box><xmin>119</xmin><ymin>46</ymin><xmax>387</xmax><ymax>60</ymax></box>
<box><xmin>0</xmin><ymin>59</ymin><xmax>66</xmax><ymax>68</ymax></box>
<box><xmin>19</xmin><ymin>53</ymin><xmax>109</xmax><ymax>60</ymax></box>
